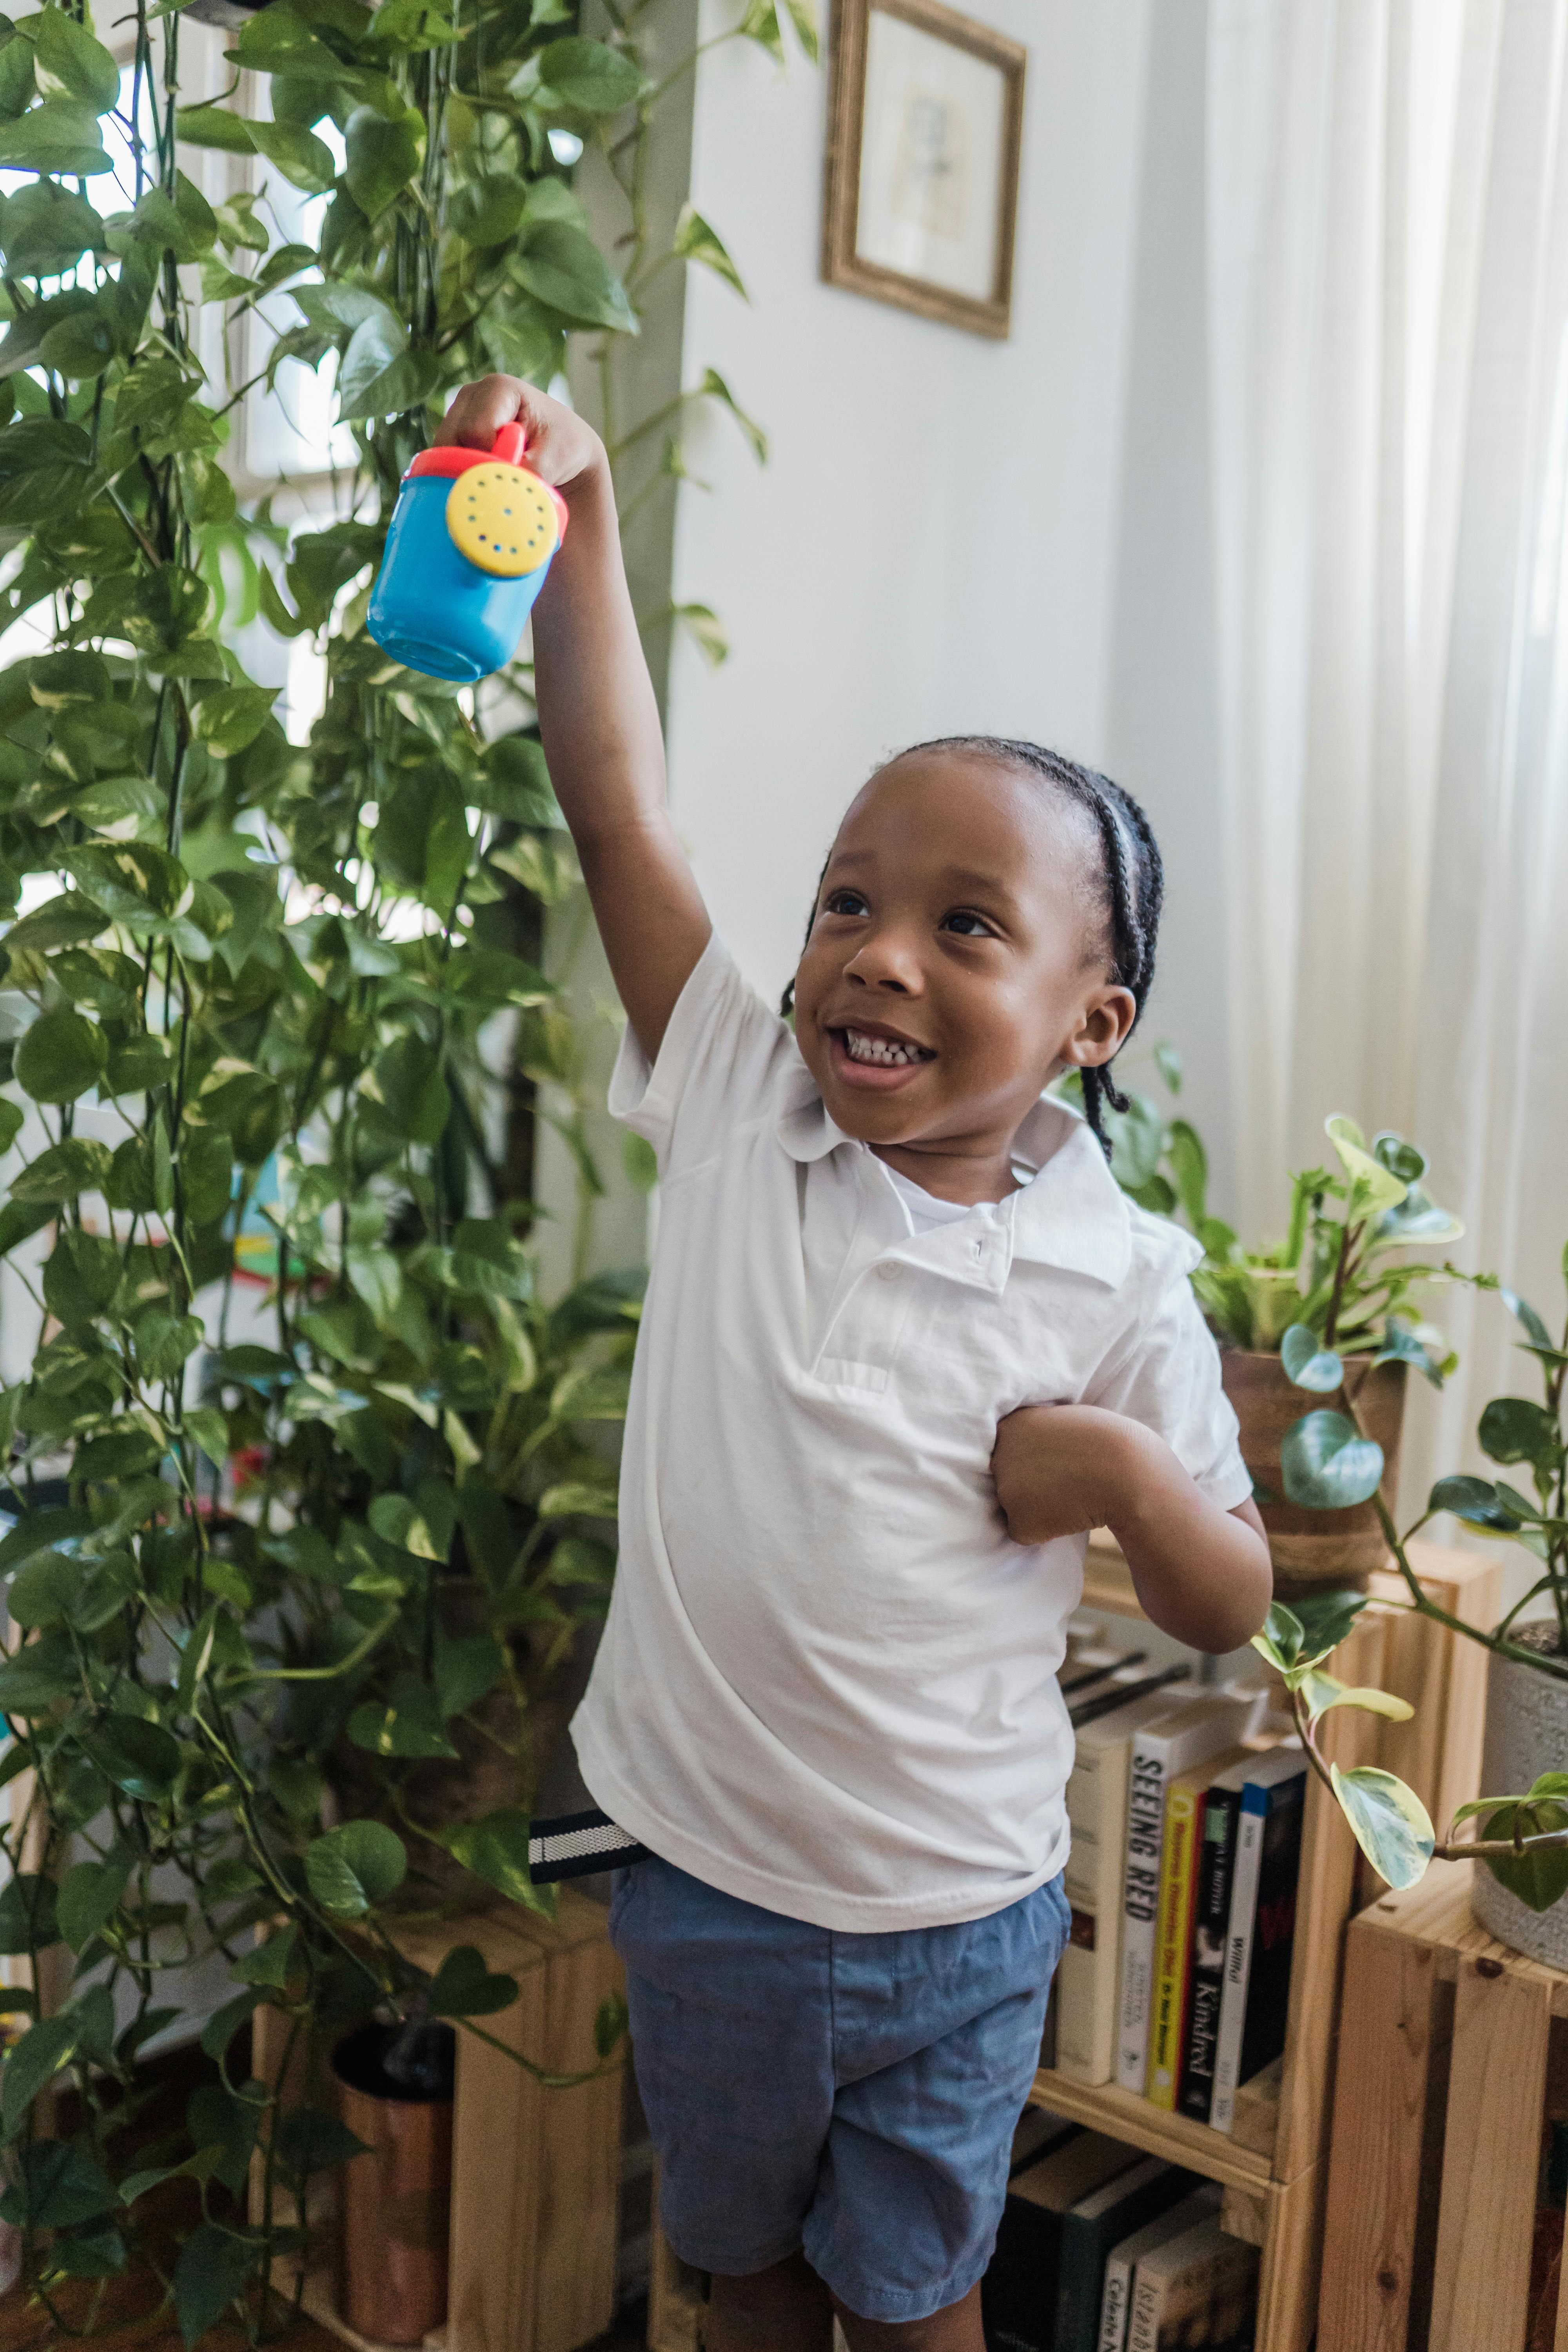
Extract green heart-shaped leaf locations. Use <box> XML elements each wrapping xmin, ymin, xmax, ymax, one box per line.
<box><xmin>441</xmin><ymin>1808</ymin><xmax>549</xmax><ymax>1912</ymax></box>
<box><xmin>304</xmin><ymin>1821</ymin><xmax>407</xmax><ymax>1918</ymax></box>
<box><xmin>1281</xmin><ymin>1410</ymin><xmax>1385</xmax><ymax>1510</ymax></box>
<box><xmin>1281</xmin><ymin>1324</ymin><xmax>1344</xmax><ymax>1393</ymax></box>
<box><xmin>1325</xmin><ymin>1114</ymin><xmax>1408</xmax><ymax>1216</ymax></box>
<box><xmin>78</xmin><ymin>1717</ymin><xmax>181</xmax><ymax>1802</ymax></box>
<box><xmin>15</xmin><ymin>1007</ymin><xmax>106</xmax><ymax>1103</ymax></box>
<box><xmin>1477</xmin><ymin>1795</ymin><xmax>1568</xmax><ymax>1913</ymax></box>
<box><xmin>427</xmin><ymin>1942</ymin><xmax>521</xmax><ymax>2018</ymax></box>
<box><xmin>347</xmin><ymin>1674</ymin><xmax>459</xmax><ymax>1760</ymax></box>
<box><xmin>1478</xmin><ymin>1396</ymin><xmax>1561</xmax><ymax>1471</ymax></box>
<box><xmin>1330</xmin><ymin>1763</ymin><xmax>1434</xmax><ymax>1890</ymax></box>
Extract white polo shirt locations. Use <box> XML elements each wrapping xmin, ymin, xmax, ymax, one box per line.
<box><xmin>570</xmin><ymin>936</ymin><xmax>1251</xmax><ymax>1933</ymax></box>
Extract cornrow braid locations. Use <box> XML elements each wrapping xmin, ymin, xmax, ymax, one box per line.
<box><xmin>779</xmin><ymin>737</ymin><xmax>1164</xmax><ymax>1161</ymax></box>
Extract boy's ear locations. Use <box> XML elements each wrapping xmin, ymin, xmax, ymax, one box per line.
<box><xmin>1060</xmin><ymin>985</ymin><xmax>1137</xmax><ymax>1069</ymax></box>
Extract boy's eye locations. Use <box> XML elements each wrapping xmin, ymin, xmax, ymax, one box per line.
<box><xmin>941</xmin><ymin>909</ymin><xmax>996</xmax><ymax>938</ymax></box>
<box><xmin>823</xmin><ymin>889</ymin><xmax>868</xmax><ymax>918</ymax></box>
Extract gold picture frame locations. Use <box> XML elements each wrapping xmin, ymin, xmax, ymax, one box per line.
<box><xmin>822</xmin><ymin>0</ymin><xmax>1026</xmax><ymax>341</ymax></box>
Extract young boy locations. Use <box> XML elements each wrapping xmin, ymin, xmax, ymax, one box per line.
<box><xmin>436</xmin><ymin>379</ymin><xmax>1272</xmax><ymax>2352</ymax></box>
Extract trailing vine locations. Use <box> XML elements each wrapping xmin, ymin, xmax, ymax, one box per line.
<box><xmin>0</xmin><ymin>0</ymin><xmax>806</xmax><ymax>2332</ymax></box>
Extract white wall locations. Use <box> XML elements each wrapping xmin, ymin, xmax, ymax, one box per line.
<box><xmin>660</xmin><ymin>0</ymin><xmax>1236</xmax><ymax>1194</ymax></box>
<box><xmin>1102</xmin><ymin>0</ymin><xmax>1236</xmax><ymax>1216</ymax></box>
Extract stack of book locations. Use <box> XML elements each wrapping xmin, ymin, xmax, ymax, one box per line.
<box><xmin>1055</xmin><ymin>1679</ymin><xmax>1307</xmax><ymax>2133</ymax></box>
<box><xmin>1061</xmin><ymin>1652</ymin><xmax>1192</xmax><ymax>1735</ymax></box>
<box><xmin>982</xmin><ymin>2112</ymin><xmax>1259</xmax><ymax>2350</ymax></box>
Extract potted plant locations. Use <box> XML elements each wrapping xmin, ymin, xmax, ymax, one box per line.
<box><xmin>0</xmin><ymin>0</ymin><xmax>799</xmax><ymax>2331</ymax></box>
<box><xmin>1092</xmin><ymin>1063</ymin><xmax>1568</xmax><ymax>1949</ymax></box>
<box><xmin>1082</xmin><ymin>1061</ymin><xmax>1465</xmax><ymax>1591</ymax></box>
<box><xmin>1246</xmin><ymin>1250</ymin><xmax>1568</xmax><ymax>1963</ymax></box>
<box><xmin>256</xmin><ymin>1231</ymin><xmax>645</xmax><ymax>1913</ymax></box>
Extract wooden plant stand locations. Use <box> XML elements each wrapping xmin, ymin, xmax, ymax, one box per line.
<box><xmin>646</xmin><ymin>2206</ymin><xmax>704</xmax><ymax>2352</ymax></box>
<box><xmin>251</xmin><ymin>1888</ymin><xmax>625</xmax><ymax>2352</ymax></box>
<box><xmin>1319</xmin><ymin>1860</ymin><xmax>1568</xmax><ymax>2352</ymax></box>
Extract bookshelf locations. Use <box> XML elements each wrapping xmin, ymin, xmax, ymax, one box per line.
<box><xmin>1022</xmin><ymin>1530</ymin><xmax>1503</xmax><ymax>2352</ymax></box>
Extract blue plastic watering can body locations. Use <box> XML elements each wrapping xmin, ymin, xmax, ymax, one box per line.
<box><xmin>366</xmin><ymin>427</ymin><xmax>563</xmax><ymax>684</ymax></box>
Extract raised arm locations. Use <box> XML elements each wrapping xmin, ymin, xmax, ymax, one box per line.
<box><xmin>436</xmin><ymin>376</ymin><xmax>710</xmax><ymax>1061</ymax></box>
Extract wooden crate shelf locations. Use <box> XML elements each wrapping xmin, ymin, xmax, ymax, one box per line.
<box><xmin>1319</xmin><ymin>1860</ymin><xmax>1568</xmax><ymax>2352</ymax></box>
<box><xmin>252</xmin><ymin>1889</ymin><xmax>625</xmax><ymax>2352</ymax></box>
<box><xmin>646</xmin><ymin>2209</ymin><xmax>704</xmax><ymax>2352</ymax></box>
<box><xmin>1036</xmin><ymin>1531</ymin><xmax>1503</xmax><ymax>2352</ymax></box>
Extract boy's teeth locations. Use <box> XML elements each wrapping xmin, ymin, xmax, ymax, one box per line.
<box><xmin>844</xmin><ymin>1028</ymin><xmax>926</xmax><ymax>1066</ymax></box>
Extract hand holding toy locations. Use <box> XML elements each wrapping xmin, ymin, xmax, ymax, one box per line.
<box><xmin>367</xmin><ymin>421</ymin><xmax>569</xmax><ymax>684</ymax></box>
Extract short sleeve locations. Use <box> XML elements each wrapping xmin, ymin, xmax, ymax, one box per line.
<box><xmin>608</xmin><ymin>932</ymin><xmax>797</xmax><ymax>1178</ymax></box>
<box><xmin>1085</xmin><ymin>1251</ymin><xmax>1253</xmax><ymax>1509</ymax></box>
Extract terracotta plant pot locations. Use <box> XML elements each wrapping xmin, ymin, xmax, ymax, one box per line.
<box><xmin>1472</xmin><ymin>1629</ymin><xmax>1568</xmax><ymax>1967</ymax></box>
<box><xmin>1220</xmin><ymin>1348</ymin><xmax>1407</xmax><ymax>1596</ymax></box>
<box><xmin>333</xmin><ymin>2021</ymin><xmax>456</xmax><ymax>2346</ymax></box>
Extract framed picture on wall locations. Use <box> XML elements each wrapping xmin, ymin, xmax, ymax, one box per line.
<box><xmin>822</xmin><ymin>0</ymin><xmax>1026</xmax><ymax>340</ymax></box>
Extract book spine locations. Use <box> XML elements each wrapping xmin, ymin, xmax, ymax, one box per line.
<box><xmin>1210</xmin><ymin>1794</ymin><xmax>1267</xmax><ymax>2133</ymax></box>
<box><xmin>1063</xmin><ymin>1748</ymin><xmax>1102</xmax><ymax>1911</ymax></box>
<box><xmin>1054</xmin><ymin>1931</ymin><xmax>1097</xmax><ymax>2080</ymax></box>
<box><xmin>1096</xmin><ymin>2256</ymin><xmax>1132</xmax><ymax>2352</ymax></box>
<box><xmin>1059</xmin><ymin>1738</ymin><xmax>1132</xmax><ymax>2085</ymax></box>
<box><xmin>1126</xmin><ymin>2274</ymin><xmax>1163</xmax><ymax>2352</ymax></box>
<box><xmin>982</xmin><ymin>2204</ymin><xmax>1057</xmax><ymax>2352</ymax></box>
<box><xmin>1055</xmin><ymin>2215</ymin><xmax>1096</xmax><ymax>2352</ymax></box>
<box><xmin>1115</xmin><ymin>1733</ymin><xmax>1168</xmax><ymax>2092</ymax></box>
<box><xmin>1238</xmin><ymin>1778</ymin><xmax>1306</xmax><ymax>2089</ymax></box>
<box><xmin>1146</xmin><ymin>1782</ymin><xmax>1200</xmax><ymax>2108</ymax></box>
<box><xmin>1178</xmin><ymin>1784</ymin><xmax>1242</xmax><ymax>2123</ymax></box>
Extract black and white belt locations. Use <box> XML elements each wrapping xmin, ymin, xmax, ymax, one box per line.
<box><xmin>528</xmin><ymin>1806</ymin><xmax>652</xmax><ymax>1883</ymax></box>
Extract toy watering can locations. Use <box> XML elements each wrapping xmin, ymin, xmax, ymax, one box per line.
<box><xmin>367</xmin><ymin>422</ymin><xmax>569</xmax><ymax>684</ymax></box>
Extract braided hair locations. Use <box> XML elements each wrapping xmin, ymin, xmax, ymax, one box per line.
<box><xmin>780</xmin><ymin>736</ymin><xmax>1163</xmax><ymax>1162</ymax></box>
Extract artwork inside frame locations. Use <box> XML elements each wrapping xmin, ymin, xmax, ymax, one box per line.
<box><xmin>822</xmin><ymin>0</ymin><xmax>1027</xmax><ymax>341</ymax></box>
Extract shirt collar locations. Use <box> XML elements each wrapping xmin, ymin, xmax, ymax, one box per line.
<box><xmin>774</xmin><ymin>1065</ymin><xmax>853</xmax><ymax>1163</ymax></box>
<box><xmin>774</xmin><ymin>1072</ymin><xmax>1132</xmax><ymax>1288</ymax></box>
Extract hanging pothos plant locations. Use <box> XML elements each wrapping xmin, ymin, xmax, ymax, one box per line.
<box><xmin>0</xmin><ymin>0</ymin><xmax>804</xmax><ymax>2334</ymax></box>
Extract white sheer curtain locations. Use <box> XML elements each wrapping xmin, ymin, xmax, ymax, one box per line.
<box><xmin>1206</xmin><ymin>0</ymin><xmax>1568</xmax><ymax>1510</ymax></box>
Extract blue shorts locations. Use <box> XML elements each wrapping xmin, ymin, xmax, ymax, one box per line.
<box><xmin>608</xmin><ymin>1857</ymin><xmax>1071</xmax><ymax>2325</ymax></box>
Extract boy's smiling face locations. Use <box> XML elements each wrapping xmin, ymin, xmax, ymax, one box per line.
<box><xmin>790</xmin><ymin>751</ymin><xmax>1136</xmax><ymax>1198</ymax></box>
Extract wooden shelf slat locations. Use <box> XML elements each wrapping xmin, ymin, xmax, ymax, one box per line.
<box><xmin>1080</xmin><ymin>1530</ymin><xmax>1502</xmax><ymax>1635</ymax></box>
<box><xmin>1081</xmin><ymin>1532</ymin><xmax>1142</xmax><ymax>1618</ymax></box>
<box><xmin>1027</xmin><ymin>2067</ymin><xmax>1274</xmax><ymax>2191</ymax></box>
<box><xmin>1356</xmin><ymin>1859</ymin><xmax>1568</xmax><ymax>2016</ymax></box>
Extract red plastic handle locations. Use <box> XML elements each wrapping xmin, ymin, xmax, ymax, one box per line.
<box><xmin>492</xmin><ymin>422</ymin><xmax>527</xmax><ymax>466</ymax></box>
